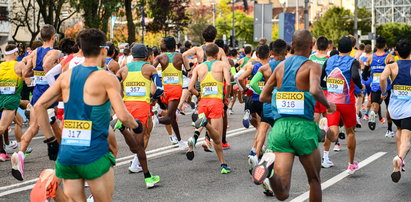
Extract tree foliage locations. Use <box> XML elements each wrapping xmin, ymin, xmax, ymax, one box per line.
<box><xmin>77</xmin><ymin>0</ymin><xmax>121</xmax><ymax>33</ymax></box>
<box><xmin>186</xmin><ymin>6</ymin><xmax>212</xmax><ymax>45</ymax></box>
<box><xmin>216</xmin><ymin>10</ymin><xmax>254</xmax><ymax>44</ymax></box>
<box><xmin>312</xmin><ymin>7</ymin><xmax>352</xmax><ymax>43</ymax></box>
<box><xmin>36</xmin><ymin>0</ymin><xmax>77</xmax><ymax>36</ymax></box>
<box><xmin>377</xmin><ymin>23</ymin><xmax>411</xmax><ymax>48</ymax></box>
<box><xmin>9</xmin><ymin>0</ymin><xmax>41</xmax><ymax>46</ymax></box>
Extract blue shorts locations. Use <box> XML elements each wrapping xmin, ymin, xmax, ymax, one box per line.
<box><xmin>362</xmin><ymin>78</ymin><xmax>372</xmax><ymax>96</ymax></box>
<box><xmin>30</xmin><ymin>85</ymin><xmax>58</xmax><ymax>108</ymax></box>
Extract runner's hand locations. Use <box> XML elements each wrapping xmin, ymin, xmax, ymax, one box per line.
<box><xmin>381</xmin><ymin>94</ymin><xmax>388</xmax><ymax>100</ymax></box>
<box><xmin>47</xmin><ymin>141</ymin><xmax>59</xmax><ymax>161</ymax></box>
<box><xmin>223</xmin><ymin>97</ymin><xmax>229</xmax><ymax>105</ymax></box>
<box><xmin>326</xmin><ymin>102</ymin><xmax>336</xmax><ymax>114</ymax></box>
<box><xmin>243</xmin><ymin>88</ymin><xmax>253</xmax><ymax>97</ymax></box>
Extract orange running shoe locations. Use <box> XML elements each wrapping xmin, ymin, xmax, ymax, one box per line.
<box><xmin>380</xmin><ymin>117</ymin><xmax>386</xmax><ymax>124</ymax></box>
<box><xmin>222</xmin><ymin>142</ymin><xmax>231</xmax><ymax>150</ymax></box>
<box><xmin>30</xmin><ymin>169</ymin><xmax>58</xmax><ymax>202</ymax></box>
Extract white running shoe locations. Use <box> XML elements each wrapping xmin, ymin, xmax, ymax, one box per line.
<box><xmin>247</xmin><ymin>154</ymin><xmax>259</xmax><ymax>174</ymax></box>
<box><xmin>385</xmin><ymin>130</ymin><xmax>395</xmax><ymax>138</ymax></box>
<box><xmin>152</xmin><ymin>114</ymin><xmax>159</xmax><ymax>128</ymax></box>
<box><xmin>86</xmin><ymin>194</ymin><xmax>94</xmax><ymax>202</ymax></box>
<box><xmin>4</xmin><ymin>140</ymin><xmax>18</xmax><ymax>153</ymax></box>
<box><xmin>178</xmin><ymin>140</ymin><xmax>188</xmax><ymax>150</ymax></box>
<box><xmin>242</xmin><ymin>109</ymin><xmax>251</xmax><ymax>128</ymax></box>
<box><xmin>321</xmin><ymin>158</ymin><xmax>335</xmax><ymax>168</ymax></box>
<box><xmin>128</xmin><ymin>155</ymin><xmax>143</xmax><ymax>173</ymax></box>
<box><xmin>169</xmin><ymin>134</ymin><xmax>178</xmax><ymax>145</ymax></box>
<box><xmin>333</xmin><ymin>143</ymin><xmax>341</xmax><ymax>152</ymax></box>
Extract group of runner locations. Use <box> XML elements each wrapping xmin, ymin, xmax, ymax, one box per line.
<box><xmin>0</xmin><ymin>23</ymin><xmax>410</xmax><ymax>201</ymax></box>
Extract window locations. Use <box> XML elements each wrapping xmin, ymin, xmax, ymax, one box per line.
<box><xmin>0</xmin><ymin>7</ymin><xmax>8</xmax><ymax>21</ymax></box>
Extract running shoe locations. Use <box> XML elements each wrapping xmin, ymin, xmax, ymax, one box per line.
<box><xmin>178</xmin><ymin>140</ymin><xmax>188</xmax><ymax>151</ymax></box>
<box><xmin>169</xmin><ymin>134</ymin><xmax>178</xmax><ymax>145</ymax></box>
<box><xmin>347</xmin><ymin>161</ymin><xmax>359</xmax><ymax>174</ymax></box>
<box><xmin>24</xmin><ymin>148</ymin><xmax>33</xmax><ymax>158</ymax></box>
<box><xmin>0</xmin><ymin>153</ymin><xmax>10</xmax><ymax>161</ymax></box>
<box><xmin>87</xmin><ymin>195</ymin><xmax>94</xmax><ymax>202</ymax></box>
<box><xmin>30</xmin><ymin>169</ymin><xmax>58</xmax><ymax>201</ymax></box>
<box><xmin>385</xmin><ymin>130</ymin><xmax>395</xmax><ymax>138</ymax></box>
<box><xmin>228</xmin><ymin>109</ymin><xmax>234</xmax><ymax>115</ymax></box>
<box><xmin>222</xmin><ymin>142</ymin><xmax>231</xmax><ymax>150</ymax></box>
<box><xmin>186</xmin><ymin>137</ymin><xmax>196</xmax><ymax>160</ymax></box>
<box><xmin>356</xmin><ymin>115</ymin><xmax>362</xmax><ymax>128</ymax></box>
<box><xmin>253</xmin><ymin>151</ymin><xmax>275</xmax><ymax>185</ymax></box>
<box><xmin>145</xmin><ymin>175</ymin><xmax>160</xmax><ymax>188</ymax></box>
<box><xmin>194</xmin><ymin>113</ymin><xmax>208</xmax><ymax>129</ymax></box>
<box><xmin>368</xmin><ymin>111</ymin><xmax>376</xmax><ymax>130</ymax></box>
<box><xmin>189</xmin><ymin>101</ymin><xmax>196</xmax><ymax>109</ymax></box>
<box><xmin>391</xmin><ymin>155</ymin><xmax>404</xmax><ymax>183</ymax></box>
<box><xmin>11</xmin><ymin>152</ymin><xmax>24</xmax><ymax>181</ymax></box>
<box><xmin>380</xmin><ymin>117</ymin><xmax>386</xmax><ymax>124</ymax></box>
<box><xmin>191</xmin><ymin>107</ymin><xmax>198</xmax><ymax>122</ymax></box>
<box><xmin>262</xmin><ymin>178</ymin><xmax>274</xmax><ymax>197</ymax></box>
<box><xmin>321</xmin><ymin>158</ymin><xmax>334</xmax><ymax>168</ymax></box>
<box><xmin>201</xmin><ymin>137</ymin><xmax>214</xmax><ymax>152</ymax></box>
<box><xmin>152</xmin><ymin>114</ymin><xmax>159</xmax><ymax>128</ymax></box>
<box><xmin>333</xmin><ymin>143</ymin><xmax>341</xmax><ymax>152</ymax></box>
<box><xmin>128</xmin><ymin>162</ymin><xmax>143</xmax><ymax>173</ymax></box>
<box><xmin>220</xmin><ymin>164</ymin><xmax>231</xmax><ymax>174</ymax></box>
<box><xmin>111</xmin><ymin>118</ymin><xmax>123</xmax><ymax>131</ymax></box>
<box><xmin>363</xmin><ymin>114</ymin><xmax>369</xmax><ymax>121</ymax></box>
<box><xmin>242</xmin><ymin>109</ymin><xmax>251</xmax><ymax>128</ymax></box>
<box><xmin>4</xmin><ymin>140</ymin><xmax>18</xmax><ymax>153</ymax></box>
<box><xmin>248</xmin><ymin>154</ymin><xmax>259</xmax><ymax>175</ymax></box>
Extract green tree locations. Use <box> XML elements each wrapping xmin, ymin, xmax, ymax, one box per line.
<box><xmin>186</xmin><ymin>6</ymin><xmax>212</xmax><ymax>45</ymax></box>
<box><xmin>124</xmin><ymin>0</ymin><xmax>136</xmax><ymax>44</ymax></box>
<box><xmin>377</xmin><ymin>23</ymin><xmax>411</xmax><ymax>48</ymax></box>
<box><xmin>312</xmin><ymin>7</ymin><xmax>352</xmax><ymax>43</ymax></box>
<box><xmin>78</xmin><ymin>0</ymin><xmax>121</xmax><ymax>33</ymax></box>
<box><xmin>357</xmin><ymin>7</ymin><xmax>371</xmax><ymax>35</ymax></box>
<box><xmin>216</xmin><ymin>10</ymin><xmax>254</xmax><ymax>44</ymax></box>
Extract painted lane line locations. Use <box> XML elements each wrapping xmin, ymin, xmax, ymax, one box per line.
<box><xmin>0</xmin><ymin>127</ymin><xmax>255</xmax><ymax>197</ymax></box>
<box><xmin>290</xmin><ymin>152</ymin><xmax>387</xmax><ymax>202</ymax></box>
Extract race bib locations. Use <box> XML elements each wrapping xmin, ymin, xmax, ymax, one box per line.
<box><xmin>163</xmin><ymin>76</ymin><xmax>179</xmax><ymax>84</ymax></box>
<box><xmin>62</xmin><ymin>120</ymin><xmax>92</xmax><ymax>147</ymax></box>
<box><xmin>202</xmin><ymin>86</ymin><xmax>218</xmax><ymax>95</ymax></box>
<box><xmin>276</xmin><ymin>92</ymin><xmax>304</xmax><ymax>115</ymax></box>
<box><xmin>125</xmin><ymin>86</ymin><xmax>146</xmax><ymax>96</ymax></box>
<box><xmin>327</xmin><ymin>78</ymin><xmax>344</xmax><ymax>93</ymax></box>
<box><xmin>34</xmin><ymin>71</ymin><xmax>47</xmax><ymax>85</ymax></box>
<box><xmin>0</xmin><ymin>82</ymin><xmax>16</xmax><ymax>94</ymax></box>
<box><xmin>393</xmin><ymin>85</ymin><xmax>411</xmax><ymax>100</ymax></box>
<box><xmin>258</xmin><ymin>81</ymin><xmax>265</xmax><ymax>91</ymax></box>
<box><xmin>372</xmin><ymin>73</ymin><xmax>382</xmax><ymax>84</ymax></box>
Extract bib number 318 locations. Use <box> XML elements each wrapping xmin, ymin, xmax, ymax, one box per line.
<box><xmin>276</xmin><ymin>92</ymin><xmax>304</xmax><ymax>115</ymax></box>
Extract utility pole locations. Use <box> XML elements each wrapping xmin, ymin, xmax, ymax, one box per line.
<box><xmin>232</xmin><ymin>0</ymin><xmax>235</xmax><ymax>47</ymax></box>
<box><xmin>296</xmin><ymin>0</ymin><xmax>299</xmax><ymax>29</ymax></box>
<box><xmin>304</xmin><ymin>0</ymin><xmax>309</xmax><ymax>30</ymax></box>
<box><xmin>371</xmin><ymin>0</ymin><xmax>376</xmax><ymax>49</ymax></box>
<box><xmin>212</xmin><ymin>0</ymin><xmax>216</xmax><ymax>26</ymax></box>
<box><xmin>354</xmin><ymin>0</ymin><xmax>358</xmax><ymax>47</ymax></box>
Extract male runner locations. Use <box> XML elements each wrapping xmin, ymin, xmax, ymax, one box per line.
<box><xmin>360</xmin><ymin>45</ymin><xmax>373</xmax><ymax>120</ymax></box>
<box><xmin>253</xmin><ymin>30</ymin><xmax>335</xmax><ymax>201</ymax></box>
<box><xmin>364</xmin><ymin>36</ymin><xmax>394</xmax><ymax>137</ymax></box>
<box><xmin>11</xmin><ymin>25</ymin><xmax>61</xmax><ymax>181</ymax></box>
<box><xmin>105</xmin><ymin>42</ymin><xmax>120</xmax><ymax>74</ymax></box>
<box><xmin>30</xmin><ymin>28</ymin><xmax>148</xmax><ymax>202</ymax></box>
<box><xmin>153</xmin><ymin>36</ymin><xmax>188</xmax><ymax>150</ymax></box>
<box><xmin>115</xmin><ymin>44</ymin><xmax>162</xmax><ymax>187</ymax></box>
<box><xmin>380</xmin><ymin>39</ymin><xmax>411</xmax><ymax>183</ymax></box>
<box><xmin>0</xmin><ymin>44</ymin><xmax>23</xmax><ymax>160</ymax></box>
<box><xmin>186</xmin><ymin>44</ymin><xmax>232</xmax><ymax>174</ymax></box>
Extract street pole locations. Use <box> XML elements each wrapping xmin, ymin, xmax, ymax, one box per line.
<box><xmin>232</xmin><ymin>0</ymin><xmax>235</xmax><ymax>47</ymax></box>
<box><xmin>212</xmin><ymin>0</ymin><xmax>216</xmax><ymax>26</ymax></box>
<box><xmin>371</xmin><ymin>0</ymin><xmax>376</xmax><ymax>49</ymax></box>
<box><xmin>296</xmin><ymin>0</ymin><xmax>299</xmax><ymax>30</ymax></box>
<box><xmin>354</xmin><ymin>0</ymin><xmax>358</xmax><ymax>47</ymax></box>
<box><xmin>304</xmin><ymin>0</ymin><xmax>309</xmax><ymax>30</ymax></box>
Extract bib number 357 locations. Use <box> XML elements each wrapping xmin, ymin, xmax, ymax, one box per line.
<box><xmin>62</xmin><ymin>120</ymin><xmax>92</xmax><ymax>147</ymax></box>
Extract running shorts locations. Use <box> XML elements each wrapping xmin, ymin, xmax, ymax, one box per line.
<box><xmin>20</xmin><ymin>82</ymin><xmax>33</xmax><ymax>101</ymax></box>
<box><xmin>0</xmin><ymin>94</ymin><xmax>20</xmax><ymax>110</ymax></box>
<box><xmin>245</xmin><ymin>98</ymin><xmax>263</xmax><ymax>117</ymax></box>
<box><xmin>326</xmin><ymin>104</ymin><xmax>356</xmax><ymax>128</ymax></box>
<box><xmin>392</xmin><ymin>117</ymin><xmax>411</xmax><ymax>131</ymax></box>
<box><xmin>161</xmin><ymin>85</ymin><xmax>182</xmax><ymax>104</ymax></box>
<box><xmin>268</xmin><ymin>117</ymin><xmax>320</xmax><ymax>156</ymax></box>
<box><xmin>261</xmin><ymin>103</ymin><xmax>274</xmax><ymax>126</ymax></box>
<box><xmin>56</xmin><ymin>153</ymin><xmax>116</xmax><ymax>180</ymax></box>
<box><xmin>198</xmin><ymin>98</ymin><xmax>224</xmax><ymax>119</ymax></box>
<box><xmin>31</xmin><ymin>85</ymin><xmax>57</xmax><ymax>108</ymax></box>
<box><xmin>371</xmin><ymin>90</ymin><xmax>390</xmax><ymax>105</ymax></box>
<box><xmin>125</xmin><ymin>101</ymin><xmax>151</xmax><ymax>126</ymax></box>
<box><xmin>314</xmin><ymin>90</ymin><xmax>327</xmax><ymax>114</ymax></box>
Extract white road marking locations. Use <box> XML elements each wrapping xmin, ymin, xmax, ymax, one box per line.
<box><xmin>0</xmin><ymin>127</ymin><xmax>254</xmax><ymax>197</ymax></box>
<box><xmin>290</xmin><ymin>152</ymin><xmax>387</xmax><ymax>202</ymax></box>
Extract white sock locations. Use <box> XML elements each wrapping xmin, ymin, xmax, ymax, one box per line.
<box><xmin>251</xmin><ymin>147</ymin><xmax>256</xmax><ymax>153</ymax></box>
<box><xmin>323</xmin><ymin>151</ymin><xmax>329</xmax><ymax>161</ymax></box>
<box><xmin>131</xmin><ymin>154</ymin><xmax>140</xmax><ymax>168</ymax></box>
<box><xmin>18</xmin><ymin>151</ymin><xmax>25</xmax><ymax>159</ymax></box>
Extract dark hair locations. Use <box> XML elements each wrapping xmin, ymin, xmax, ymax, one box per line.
<box><xmin>316</xmin><ymin>36</ymin><xmax>328</xmax><ymax>51</ymax></box>
<box><xmin>364</xmin><ymin>44</ymin><xmax>372</xmax><ymax>54</ymax></box>
<box><xmin>58</xmin><ymin>38</ymin><xmax>75</xmax><ymax>54</ymax></box>
<box><xmin>215</xmin><ymin>39</ymin><xmax>224</xmax><ymax>48</ymax></box>
<box><xmin>376</xmin><ymin>36</ymin><xmax>386</xmax><ymax>49</ymax></box>
<box><xmin>223</xmin><ymin>44</ymin><xmax>230</xmax><ymax>55</ymax></box>
<box><xmin>205</xmin><ymin>44</ymin><xmax>219</xmax><ymax>58</ymax></box>
<box><xmin>184</xmin><ymin>41</ymin><xmax>192</xmax><ymax>49</ymax></box>
<box><xmin>5</xmin><ymin>44</ymin><xmax>17</xmax><ymax>52</ymax></box>
<box><xmin>152</xmin><ymin>46</ymin><xmax>160</xmax><ymax>56</ymax></box>
<box><xmin>229</xmin><ymin>48</ymin><xmax>238</xmax><ymax>57</ymax></box>
<box><xmin>147</xmin><ymin>46</ymin><xmax>153</xmax><ymax>57</ymax></box>
<box><xmin>123</xmin><ymin>48</ymin><xmax>131</xmax><ymax>56</ymax></box>
<box><xmin>330</xmin><ymin>49</ymin><xmax>339</xmax><ymax>57</ymax></box>
<box><xmin>164</xmin><ymin>36</ymin><xmax>176</xmax><ymax>51</ymax></box>
<box><xmin>348</xmin><ymin>35</ymin><xmax>356</xmax><ymax>48</ymax></box>
<box><xmin>78</xmin><ymin>28</ymin><xmax>107</xmax><ymax>57</ymax></box>
<box><xmin>328</xmin><ymin>40</ymin><xmax>333</xmax><ymax>45</ymax></box>
<box><xmin>256</xmin><ymin>45</ymin><xmax>270</xmax><ymax>59</ymax></box>
<box><xmin>359</xmin><ymin>43</ymin><xmax>365</xmax><ymax>51</ymax></box>
<box><xmin>396</xmin><ymin>40</ymin><xmax>411</xmax><ymax>59</ymax></box>
<box><xmin>244</xmin><ymin>45</ymin><xmax>252</xmax><ymax>54</ymax></box>
<box><xmin>270</xmin><ymin>39</ymin><xmax>287</xmax><ymax>56</ymax></box>
<box><xmin>106</xmin><ymin>41</ymin><xmax>116</xmax><ymax>56</ymax></box>
<box><xmin>202</xmin><ymin>25</ymin><xmax>217</xmax><ymax>42</ymax></box>
<box><xmin>40</xmin><ymin>24</ymin><xmax>56</xmax><ymax>42</ymax></box>
<box><xmin>32</xmin><ymin>40</ymin><xmax>43</xmax><ymax>50</ymax></box>
<box><xmin>17</xmin><ymin>43</ymin><xmax>26</xmax><ymax>56</ymax></box>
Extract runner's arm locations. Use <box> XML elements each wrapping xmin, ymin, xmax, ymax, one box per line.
<box><xmin>380</xmin><ymin>64</ymin><xmax>392</xmax><ymax>94</ymax></box>
<box><xmin>260</xmin><ymin>64</ymin><xmax>280</xmax><ymax>103</ymax></box>
<box><xmin>320</xmin><ymin>62</ymin><xmax>327</xmax><ymax>89</ymax></box>
<box><xmin>351</xmin><ymin>60</ymin><xmax>363</xmax><ymax>89</ymax></box>
<box><xmin>150</xmin><ymin>67</ymin><xmax>164</xmax><ymax>99</ymax></box>
<box><xmin>45</xmin><ymin>63</ymin><xmax>62</xmax><ymax>86</ymax></box>
<box><xmin>309</xmin><ymin>62</ymin><xmax>331</xmax><ymax>109</ymax></box>
<box><xmin>22</xmin><ymin>51</ymin><xmax>35</xmax><ymax>77</ymax></box>
<box><xmin>43</xmin><ymin>50</ymin><xmax>61</xmax><ymax>72</ymax></box>
<box><xmin>237</xmin><ymin>64</ymin><xmax>252</xmax><ymax>91</ymax></box>
<box><xmin>14</xmin><ymin>60</ymin><xmax>23</xmax><ymax>77</ymax></box>
<box><xmin>223</xmin><ymin>63</ymin><xmax>231</xmax><ymax>101</ymax></box>
<box><xmin>182</xmin><ymin>47</ymin><xmax>197</xmax><ymax>71</ymax></box>
<box><xmin>188</xmin><ymin>68</ymin><xmax>199</xmax><ymax>96</ymax></box>
<box><xmin>108</xmin><ymin>60</ymin><xmax>120</xmax><ymax>74</ymax></box>
<box><xmin>249</xmin><ymin>72</ymin><xmax>263</xmax><ymax>95</ymax></box>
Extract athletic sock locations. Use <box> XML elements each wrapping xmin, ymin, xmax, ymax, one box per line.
<box><xmin>193</xmin><ymin>131</ymin><xmax>200</xmax><ymax>141</ymax></box>
<box><xmin>388</xmin><ymin>122</ymin><xmax>393</xmax><ymax>131</ymax></box>
<box><xmin>144</xmin><ymin>172</ymin><xmax>151</xmax><ymax>178</ymax></box>
<box><xmin>323</xmin><ymin>151</ymin><xmax>329</xmax><ymax>161</ymax></box>
<box><xmin>251</xmin><ymin>147</ymin><xmax>256</xmax><ymax>153</ymax></box>
<box><xmin>222</xmin><ymin>135</ymin><xmax>227</xmax><ymax>144</ymax></box>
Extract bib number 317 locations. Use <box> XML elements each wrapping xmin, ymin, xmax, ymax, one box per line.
<box><xmin>62</xmin><ymin>120</ymin><xmax>92</xmax><ymax>147</ymax></box>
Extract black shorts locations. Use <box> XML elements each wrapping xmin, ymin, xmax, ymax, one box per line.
<box><xmin>245</xmin><ymin>98</ymin><xmax>263</xmax><ymax>117</ymax></box>
<box><xmin>20</xmin><ymin>83</ymin><xmax>34</xmax><ymax>101</ymax></box>
<box><xmin>261</xmin><ymin>115</ymin><xmax>274</xmax><ymax>126</ymax></box>
<box><xmin>371</xmin><ymin>90</ymin><xmax>390</xmax><ymax>105</ymax></box>
<box><xmin>392</xmin><ymin>117</ymin><xmax>411</xmax><ymax>131</ymax></box>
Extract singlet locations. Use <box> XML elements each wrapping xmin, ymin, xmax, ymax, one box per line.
<box><xmin>33</xmin><ymin>47</ymin><xmax>52</xmax><ymax>86</ymax></box>
<box><xmin>350</xmin><ymin>49</ymin><xmax>357</xmax><ymax>58</ymax></box>
<box><xmin>263</xmin><ymin>60</ymin><xmax>282</xmax><ymax>121</ymax></box>
<box><xmin>370</xmin><ymin>53</ymin><xmax>390</xmax><ymax>92</ymax></box>
<box><xmin>62</xmin><ymin>54</ymin><xmax>74</xmax><ymax>67</ymax></box>
<box><xmin>162</xmin><ymin>52</ymin><xmax>182</xmax><ymax>86</ymax></box>
<box><xmin>123</xmin><ymin>61</ymin><xmax>151</xmax><ymax>103</ymax></box>
<box><xmin>240</xmin><ymin>57</ymin><xmax>251</xmax><ymax>69</ymax></box>
<box><xmin>0</xmin><ymin>61</ymin><xmax>23</xmax><ymax>95</ymax></box>
<box><xmin>200</xmin><ymin>60</ymin><xmax>224</xmax><ymax>100</ymax></box>
<box><xmin>389</xmin><ymin>60</ymin><xmax>411</xmax><ymax>119</ymax></box>
<box><xmin>68</xmin><ymin>56</ymin><xmax>85</xmax><ymax>69</ymax></box>
<box><xmin>325</xmin><ymin>55</ymin><xmax>356</xmax><ymax>105</ymax></box>
<box><xmin>271</xmin><ymin>55</ymin><xmax>315</xmax><ymax>121</ymax></box>
<box><xmin>309</xmin><ymin>54</ymin><xmax>328</xmax><ymax>66</ymax></box>
<box><xmin>58</xmin><ymin>65</ymin><xmax>111</xmax><ymax>166</ymax></box>
<box><xmin>250</xmin><ymin>62</ymin><xmax>264</xmax><ymax>101</ymax></box>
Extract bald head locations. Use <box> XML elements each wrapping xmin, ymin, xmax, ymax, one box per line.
<box><xmin>292</xmin><ymin>30</ymin><xmax>313</xmax><ymax>52</ymax></box>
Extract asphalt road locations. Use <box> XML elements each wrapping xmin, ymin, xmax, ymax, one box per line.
<box><xmin>0</xmin><ymin>103</ymin><xmax>410</xmax><ymax>202</ymax></box>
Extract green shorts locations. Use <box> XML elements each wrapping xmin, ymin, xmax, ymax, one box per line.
<box><xmin>268</xmin><ymin>117</ymin><xmax>320</xmax><ymax>156</ymax></box>
<box><xmin>0</xmin><ymin>94</ymin><xmax>20</xmax><ymax>110</ymax></box>
<box><xmin>55</xmin><ymin>153</ymin><xmax>116</xmax><ymax>180</ymax></box>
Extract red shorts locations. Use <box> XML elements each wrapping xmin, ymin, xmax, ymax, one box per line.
<box><xmin>326</xmin><ymin>104</ymin><xmax>356</xmax><ymax>128</ymax></box>
<box><xmin>314</xmin><ymin>90</ymin><xmax>327</xmax><ymax>114</ymax></box>
<box><xmin>56</xmin><ymin>108</ymin><xmax>64</xmax><ymax>120</ymax></box>
<box><xmin>125</xmin><ymin>101</ymin><xmax>151</xmax><ymax>126</ymax></box>
<box><xmin>198</xmin><ymin>98</ymin><xmax>224</xmax><ymax>119</ymax></box>
<box><xmin>161</xmin><ymin>85</ymin><xmax>182</xmax><ymax>104</ymax></box>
